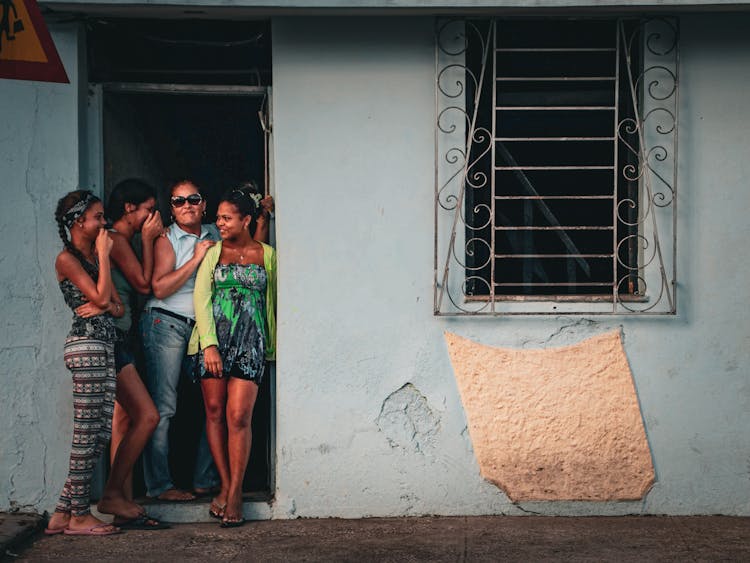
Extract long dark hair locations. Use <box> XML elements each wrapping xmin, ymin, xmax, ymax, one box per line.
<box><xmin>106</xmin><ymin>178</ymin><xmax>156</xmax><ymax>222</ymax></box>
<box><xmin>219</xmin><ymin>182</ymin><xmax>261</xmax><ymax>235</ymax></box>
<box><xmin>55</xmin><ymin>190</ymin><xmax>101</xmax><ymax>276</ymax></box>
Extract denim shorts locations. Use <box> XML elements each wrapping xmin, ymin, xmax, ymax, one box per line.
<box><xmin>114</xmin><ymin>336</ymin><xmax>135</xmax><ymax>372</ymax></box>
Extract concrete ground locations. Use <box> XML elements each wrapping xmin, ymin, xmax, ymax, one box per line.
<box><xmin>3</xmin><ymin>514</ymin><xmax>750</xmax><ymax>562</ymax></box>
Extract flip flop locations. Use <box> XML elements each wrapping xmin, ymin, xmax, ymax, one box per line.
<box><xmin>43</xmin><ymin>525</ymin><xmax>67</xmax><ymax>536</ymax></box>
<box><xmin>209</xmin><ymin>501</ymin><xmax>226</xmax><ymax>520</ymax></box>
<box><xmin>63</xmin><ymin>523</ymin><xmax>121</xmax><ymax>536</ymax></box>
<box><xmin>220</xmin><ymin>517</ymin><xmax>246</xmax><ymax>529</ymax></box>
<box><xmin>113</xmin><ymin>514</ymin><xmax>170</xmax><ymax>530</ymax></box>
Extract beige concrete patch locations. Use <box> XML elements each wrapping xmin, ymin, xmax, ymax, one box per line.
<box><xmin>445</xmin><ymin>330</ymin><xmax>654</xmax><ymax>502</ymax></box>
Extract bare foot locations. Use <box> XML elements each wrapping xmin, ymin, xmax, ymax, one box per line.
<box><xmin>46</xmin><ymin>511</ymin><xmax>70</xmax><ymax>532</ymax></box>
<box><xmin>223</xmin><ymin>492</ymin><xmax>243</xmax><ymax>523</ymax></box>
<box><xmin>97</xmin><ymin>494</ymin><xmax>143</xmax><ymax>519</ymax></box>
<box><xmin>153</xmin><ymin>488</ymin><xmax>196</xmax><ymax>502</ymax></box>
<box><xmin>194</xmin><ymin>485</ymin><xmax>221</xmax><ymax>496</ymax></box>
<box><xmin>67</xmin><ymin>513</ymin><xmax>119</xmax><ymax>534</ymax></box>
<box><xmin>209</xmin><ymin>497</ymin><xmax>226</xmax><ymax>519</ymax></box>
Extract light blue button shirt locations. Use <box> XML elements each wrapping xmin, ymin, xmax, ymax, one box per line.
<box><xmin>145</xmin><ymin>223</ymin><xmax>219</xmax><ymax>319</ymax></box>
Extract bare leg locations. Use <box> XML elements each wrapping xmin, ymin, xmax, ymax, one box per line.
<box><xmin>110</xmin><ymin>401</ymin><xmax>133</xmax><ymax>500</ymax></box>
<box><xmin>98</xmin><ymin>364</ymin><xmax>159</xmax><ymax>519</ymax></box>
<box><xmin>201</xmin><ymin>378</ymin><xmax>230</xmax><ymax>515</ymax></box>
<box><xmin>46</xmin><ymin>511</ymin><xmax>71</xmax><ymax>531</ymax></box>
<box><xmin>224</xmin><ymin>378</ymin><xmax>259</xmax><ymax>523</ymax></box>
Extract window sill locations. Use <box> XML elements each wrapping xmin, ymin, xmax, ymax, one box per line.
<box><xmin>465</xmin><ymin>294</ymin><xmax>649</xmax><ymax>303</ymax></box>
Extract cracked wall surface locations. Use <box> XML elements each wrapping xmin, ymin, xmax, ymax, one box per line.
<box><xmin>376</xmin><ymin>383</ymin><xmax>440</xmax><ymax>453</ymax></box>
<box><xmin>445</xmin><ymin>330</ymin><xmax>654</xmax><ymax>501</ymax></box>
<box><xmin>2</xmin><ymin>14</ymin><xmax>750</xmax><ymax>519</ymax></box>
<box><xmin>0</xmin><ymin>24</ymin><xmax>81</xmax><ymax>513</ymax></box>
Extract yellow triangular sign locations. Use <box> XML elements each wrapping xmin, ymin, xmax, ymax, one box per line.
<box><xmin>0</xmin><ymin>0</ymin><xmax>68</xmax><ymax>83</ymax></box>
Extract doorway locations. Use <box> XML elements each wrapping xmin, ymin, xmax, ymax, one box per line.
<box><xmin>88</xmin><ymin>18</ymin><xmax>274</xmax><ymax>501</ymax></box>
<box><xmin>101</xmin><ymin>89</ymin><xmax>272</xmax><ymax>498</ymax></box>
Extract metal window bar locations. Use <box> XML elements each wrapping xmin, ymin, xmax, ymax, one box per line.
<box><xmin>434</xmin><ymin>17</ymin><xmax>678</xmax><ymax>315</ymax></box>
<box><xmin>612</xmin><ymin>23</ymin><xmax>621</xmax><ymax>307</ymax></box>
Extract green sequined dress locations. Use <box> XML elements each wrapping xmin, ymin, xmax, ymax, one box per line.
<box><xmin>195</xmin><ymin>263</ymin><xmax>268</xmax><ymax>382</ymax></box>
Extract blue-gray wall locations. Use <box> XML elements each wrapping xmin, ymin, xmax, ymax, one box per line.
<box><xmin>0</xmin><ymin>24</ymin><xmax>85</xmax><ymax>513</ymax></box>
<box><xmin>1</xmin><ymin>12</ymin><xmax>749</xmax><ymax>517</ymax></box>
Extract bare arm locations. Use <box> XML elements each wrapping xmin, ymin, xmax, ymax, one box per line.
<box><xmin>109</xmin><ymin>212</ymin><xmax>162</xmax><ymax>294</ymax></box>
<box><xmin>110</xmin><ymin>233</ymin><xmax>151</xmax><ymax>294</ymax></box>
<box><xmin>253</xmin><ymin>195</ymin><xmax>274</xmax><ymax>243</ymax></box>
<box><xmin>76</xmin><ymin>283</ymin><xmax>124</xmax><ymax>318</ymax></box>
<box><xmin>55</xmin><ymin>229</ymin><xmax>113</xmax><ymax>309</ymax></box>
<box><xmin>151</xmin><ymin>235</ymin><xmax>215</xmax><ymax>299</ymax></box>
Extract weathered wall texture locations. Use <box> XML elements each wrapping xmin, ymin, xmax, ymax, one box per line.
<box><xmin>0</xmin><ymin>24</ymin><xmax>83</xmax><ymax>513</ymax></box>
<box><xmin>445</xmin><ymin>330</ymin><xmax>654</xmax><ymax>501</ymax></box>
<box><xmin>271</xmin><ymin>13</ymin><xmax>750</xmax><ymax>518</ymax></box>
<box><xmin>1</xmin><ymin>13</ymin><xmax>750</xmax><ymax>518</ymax></box>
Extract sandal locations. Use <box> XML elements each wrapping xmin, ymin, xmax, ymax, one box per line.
<box><xmin>63</xmin><ymin>523</ymin><xmax>121</xmax><ymax>536</ymax></box>
<box><xmin>113</xmin><ymin>514</ymin><xmax>171</xmax><ymax>530</ymax></box>
<box><xmin>209</xmin><ymin>501</ymin><xmax>226</xmax><ymax>520</ymax></box>
<box><xmin>220</xmin><ymin>517</ymin><xmax>246</xmax><ymax>528</ymax></box>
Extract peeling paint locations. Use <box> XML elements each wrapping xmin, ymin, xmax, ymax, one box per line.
<box><xmin>376</xmin><ymin>383</ymin><xmax>440</xmax><ymax>454</ymax></box>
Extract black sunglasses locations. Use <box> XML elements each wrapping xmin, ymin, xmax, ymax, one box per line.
<box><xmin>170</xmin><ymin>194</ymin><xmax>203</xmax><ymax>208</ymax></box>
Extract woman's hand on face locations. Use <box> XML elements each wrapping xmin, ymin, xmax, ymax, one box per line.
<box><xmin>75</xmin><ymin>301</ymin><xmax>106</xmax><ymax>318</ymax></box>
<box><xmin>203</xmin><ymin>346</ymin><xmax>223</xmax><ymax>376</ymax></box>
<box><xmin>141</xmin><ymin>210</ymin><xmax>164</xmax><ymax>242</ymax></box>
<box><xmin>192</xmin><ymin>240</ymin><xmax>216</xmax><ymax>262</ymax></box>
<box><xmin>95</xmin><ymin>228</ymin><xmax>113</xmax><ymax>257</ymax></box>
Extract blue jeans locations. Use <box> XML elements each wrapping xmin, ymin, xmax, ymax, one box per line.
<box><xmin>140</xmin><ymin>308</ymin><xmax>218</xmax><ymax>497</ymax></box>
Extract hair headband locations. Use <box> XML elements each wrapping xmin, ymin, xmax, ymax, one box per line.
<box><xmin>63</xmin><ymin>192</ymin><xmax>97</xmax><ymax>229</ymax></box>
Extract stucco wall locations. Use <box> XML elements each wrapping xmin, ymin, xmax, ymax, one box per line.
<box><xmin>0</xmin><ymin>24</ymin><xmax>84</xmax><ymax>513</ymax></box>
<box><xmin>1</xmin><ymin>12</ymin><xmax>749</xmax><ymax>517</ymax></box>
<box><xmin>271</xmin><ymin>14</ymin><xmax>750</xmax><ymax>517</ymax></box>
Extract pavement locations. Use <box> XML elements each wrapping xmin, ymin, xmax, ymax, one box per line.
<box><xmin>2</xmin><ymin>512</ymin><xmax>750</xmax><ymax>562</ymax></box>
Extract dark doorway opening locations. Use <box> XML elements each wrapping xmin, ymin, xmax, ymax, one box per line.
<box><xmin>88</xmin><ymin>16</ymin><xmax>274</xmax><ymax>504</ymax></box>
<box><xmin>100</xmin><ymin>90</ymin><xmax>272</xmax><ymax>499</ymax></box>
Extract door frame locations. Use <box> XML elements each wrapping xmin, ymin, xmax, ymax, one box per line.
<box><xmin>85</xmin><ymin>81</ymin><xmax>277</xmax><ymax>505</ymax></box>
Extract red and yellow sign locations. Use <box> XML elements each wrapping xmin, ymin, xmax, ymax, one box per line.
<box><xmin>0</xmin><ymin>0</ymin><xmax>68</xmax><ymax>83</ymax></box>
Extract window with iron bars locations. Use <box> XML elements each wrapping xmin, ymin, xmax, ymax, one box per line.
<box><xmin>435</xmin><ymin>17</ymin><xmax>678</xmax><ymax>315</ymax></box>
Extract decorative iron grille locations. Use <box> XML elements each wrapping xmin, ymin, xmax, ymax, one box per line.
<box><xmin>434</xmin><ymin>17</ymin><xmax>679</xmax><ymax>315</ymax></box>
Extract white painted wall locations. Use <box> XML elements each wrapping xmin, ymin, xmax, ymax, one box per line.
<box><xmin>1</xmin><ymin>12</ymin><xmax>749</xmax><ymax>517</ymax></box>
<box><xmin>271</xmin><ymin>14</ymin><xmax>750</xmax><ymax>517</ymax></box>
<box><xmin>0</xmin><ymin>24</ymin><xmax>84</xmax><ymax>513</ymax></box>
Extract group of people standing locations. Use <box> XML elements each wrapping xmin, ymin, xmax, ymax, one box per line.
<box><xmin>46</xmin><ymin>179</ymin><xmax>276</xmax><ymax>535</ymax></box>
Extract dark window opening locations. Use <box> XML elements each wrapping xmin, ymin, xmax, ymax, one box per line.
<box><xmin>464</xmin><ymin>19</ymin><xmax>641</xmax><ymax>299</ymax></box>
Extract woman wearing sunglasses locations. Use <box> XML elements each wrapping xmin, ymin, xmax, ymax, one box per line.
<box><xmin>140</xmin><ymin>180</ymin><xmax>272</xmax><ymax>507</ymax></box>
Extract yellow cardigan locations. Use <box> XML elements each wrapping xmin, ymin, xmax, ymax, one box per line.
<box><xmin>188</xmin><ymin>241</ymin><xmax>277</xmax><ymax>360</ymax></box>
